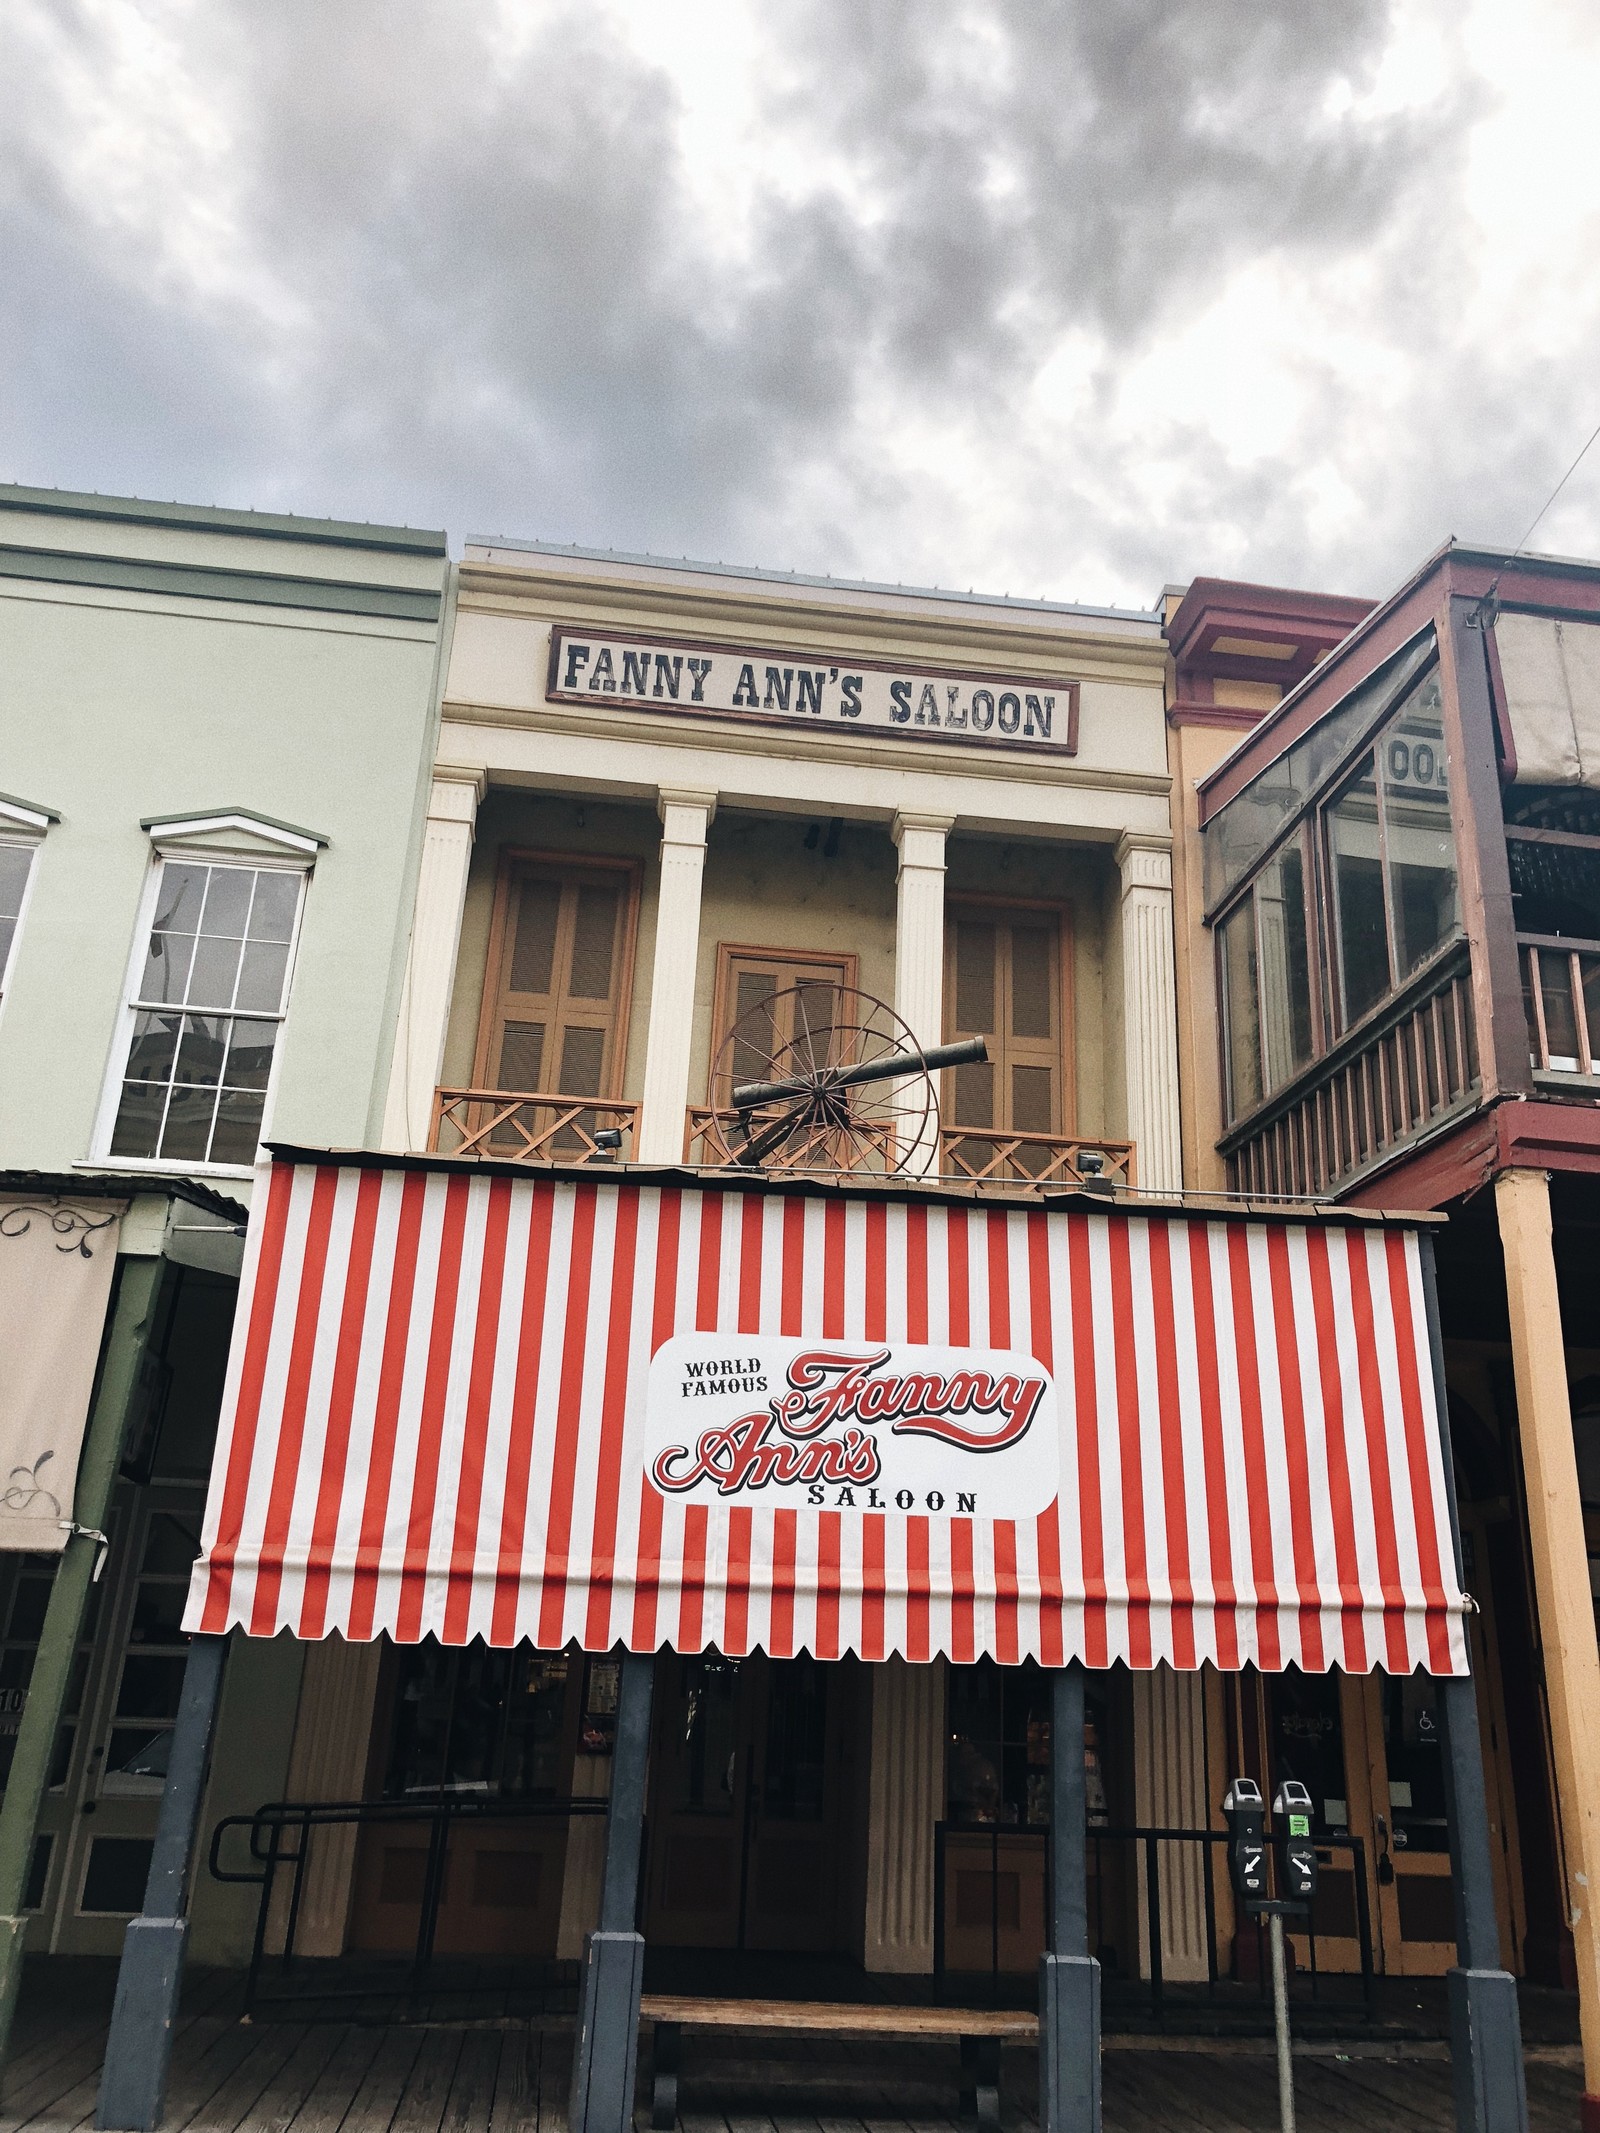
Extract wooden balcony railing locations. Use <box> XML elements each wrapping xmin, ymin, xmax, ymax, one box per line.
<box><xmin>1221</xmin><ymin>942</ymin><xmax>1478</xmax><ymax>1198</ymax></box>
<box><xmin>1521</xmin><ymin>934</ymin><xmax>1600</xmax><ymax>1075</ymax></box>
<box><xmin>939</xmin><ymin>1130</ymin><xmax>1136</xmax><ymax>1189</ymax></box>
<box><xmin>685</xmin><ymin>1109</ymin><xmax>1135</xmax><ymax>1188</ymax></box>
<box><xmin>683</xmin><ymin>1107</ymin><xmax>901</xmax><ymax>1174</ymax></box>
<box><xmin>431</xmin><ymin>1090</ymin><xmax>640</xmax><ymax>1164</ymax></box>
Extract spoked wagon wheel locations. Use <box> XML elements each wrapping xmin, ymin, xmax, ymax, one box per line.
<box><xmin>703</xmin><ymin>983</ymin><xmax>970</xmax><ymax>1174</ymax></box>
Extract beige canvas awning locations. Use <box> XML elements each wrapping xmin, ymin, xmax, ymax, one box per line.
<box><xmin>0</xmin><ymin>1195</ymin><xmax>124</xmax><ymax>1551</ymax></box>
<box><xmin>1495</xmin><ymin>611</ymin><xmax>1600</xmax><ymax>784</ymax></box>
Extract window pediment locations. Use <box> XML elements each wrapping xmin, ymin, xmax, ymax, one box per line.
<box><xmin>140</xmin><ymin>809</ymin><xmax>325</xmax><ymax>865</ymax></box>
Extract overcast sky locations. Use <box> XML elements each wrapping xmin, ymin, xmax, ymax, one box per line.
<box><xmin>5</xmin><ymin>0</ymin><xmax>1600</xmax><ymax>609</ymax></box>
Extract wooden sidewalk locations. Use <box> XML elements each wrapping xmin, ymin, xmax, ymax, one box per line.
<box><xmin>0</xmin><ymin>1965</ymin><xmax>1582</xmax><ymax>2133</ymax></box>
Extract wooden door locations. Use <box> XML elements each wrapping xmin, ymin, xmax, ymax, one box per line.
<box><xmin>349</xmin><ymin>1642</ymin><xmax>579</xmax><ymax>1959</ymax></box>
<box><xmin>943</xmin><ymin>903</ymin><xmax>1070</xmax><ymax>1166</ymax></box>
<box><xmin>644</xmin><ymin>1654</ymin><xmax>849</xmax><ymax>1951</ymax></box>
<box><xmin>708</xmin><ymin>947</ymin><xmax>857</xmax><ymax>1101</ymax></box>
<box><xmin>644</xmin><ymin>1654</ymin><xmax>749</xmax><ymax>1947</ymax></box>
<box><xmin>475</xmin><ymin>856</ymin><xmax>639</xmax><ymax>1105</ymax></box>
<box><xmin>742</xmin><ymin>1653</ymin><xmax>845</xmax><ymax>1952</ymax></box>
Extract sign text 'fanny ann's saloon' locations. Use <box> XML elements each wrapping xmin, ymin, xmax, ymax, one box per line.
<box><xmin>547</xmin><ymin>626</ymin><xmax>1079</xmax><ymax>754</ymax></box>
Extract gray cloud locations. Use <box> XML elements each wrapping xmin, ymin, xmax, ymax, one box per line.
<box><xmin>0</xmin><ymin>0</ymin><xmax>1594</xmax><ymax>605</ymax></box>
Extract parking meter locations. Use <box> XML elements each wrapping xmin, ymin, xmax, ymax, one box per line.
<box><xmin>1222</xmin><ymin>1777</ymin><xmax>1269</xmax><ymax>1905</ymax></box>
<box><xmin>1273</xmin><ymin>1779</ymin><xmax>1318</xmax><ymax>1907</ymax></box>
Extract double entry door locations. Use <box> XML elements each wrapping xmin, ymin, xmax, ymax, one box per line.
<box><xmin>1258</xmin><ymin>1630</ymin><xmax>1519</xmax><ymax>1977</ymax></box>
<box><xmin>644</xmin><ymin>1653</ymin><xmax>854</xmax><ymax>1951</ymax></box>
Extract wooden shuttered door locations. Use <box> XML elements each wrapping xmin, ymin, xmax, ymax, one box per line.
<box><xmin>944</xmin><ymin>904</ymin><xmax>1069</xmax><ymax>1149</ymax></box>
<box><xmin>709</xmin><ymin>948</ymin><xmax>858</xmax><ymax>1103</ymax></box>
<box><xmin>476</xmin><ymin>857</ymin><xmax>639</xmax><ymax>1101</ymax></box>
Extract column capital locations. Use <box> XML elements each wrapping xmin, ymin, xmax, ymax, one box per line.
<box><xmin>427</xmin><ymin>765</ymin><xmax>487</xmax><ymax>826</ymax></box>
<box><xmin>893</xmin><ymin>810</ymin><xmax>956</xmax><ymax>849</ymax></box>
<box><xmin>657</xmin><ymin>786</ymin><xmax>717</xmax><ymax>838</ymax></box>
<box><xmin>1115</xmin><ymin>831</ymin><xmax>1172</xmax><ymax>893</ymax></box>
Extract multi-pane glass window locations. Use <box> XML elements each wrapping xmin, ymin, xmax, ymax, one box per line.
<box><xmin>102</xmin><ymin>1512</ymin><xmax>196</xmax><ymax>1792</ymax></box>
<box><xmin>946</xmin><ymin>1658</ymin><xmax>1109</xmax><ymax>1829</ymax></box>
<box><xmin>383</xmin><ymin>1642</ymin><xmax>571</xmax><ymax>1799</ymax></box>
<box><xmin>109</xmin><ymin>861</ymin><xmax>302</xmax><ymax>1167</ymax></box>
<box><xmin>0</xmin><ymin>844</ymin><xmax>35</xmax><ymax>1000</ymax></box>
<box><xmin>1217</xmin><ymin>665</ymin><xmax>1461</xmax><ymax>1121</ymax></box>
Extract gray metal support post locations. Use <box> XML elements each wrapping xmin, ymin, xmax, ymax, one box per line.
<box><xmin>570</xmin><ymin>1650</ymin><xmax>655</xmax><ymax>2133</ymax></box>
<box><xmin>1040</xmin><ymin>1659</ymin><xmax>1101</xmax><ymax>2133</ymax></box>
<box><xmin>0</xmin><ymin>1255</ymin><xmax>166</xmax><ymax>2094</ymax></box>
<box><xmin>96</xmin><ymin>1633</ymin><xmax>229</xmax><ymax>2131</ymax></box>
<box><xmin>1419</xmin><ymin>1234</ymin><xmax>1528</xmax><ymax>2133</ymax></box>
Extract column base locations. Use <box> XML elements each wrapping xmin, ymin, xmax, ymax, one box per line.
<box><xmin>570</xmin><ymin>1929</ymin><xmax>645</xmax><ymax>2133</ymax></box>
<box><xmin>0</xmin><ymin>1914</ymin><xmax>28</xmax><ymax>2099</ymax></box>
<box><xmin>1038</xmin><ymin>1951</ymin><xmax>1101</xmax><ymax>2133</ymax></box>
<box><xmin>1446</xmin><ymin>1967</ymin><xmax>1527</xmax><ymax>2133</ymax></box>
<box><xmin>97</xmin><ymin>1916</ymin><xmax>187</xmax><ymax>2131</ymax></box>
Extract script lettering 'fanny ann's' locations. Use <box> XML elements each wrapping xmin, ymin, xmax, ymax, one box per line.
<box><xmin>547</xmin><ymin>626</ymin><xmax>1080</xmax><ymax>754</ymax></box>
<box><xmin>642</xmin><ymin>1335</ymin><xmax>1062</xmax><ymax>1519</ymax></box>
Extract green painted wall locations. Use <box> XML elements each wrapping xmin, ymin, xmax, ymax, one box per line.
<box><xmin>0</xmin><ymin>490</ymin><xmax>450</xmax><ymax>1174</ymax></box>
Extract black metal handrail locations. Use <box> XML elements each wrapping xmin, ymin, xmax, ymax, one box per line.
<box><xmin>931</xmin><ymin>1821</ymin><xmax>1376</xmax><ymax>2030</ymax></box>
<box><xmin>210</xmin><ymin>1791</ymin><xmax>609</xmax><ymax>2017</ymax></box>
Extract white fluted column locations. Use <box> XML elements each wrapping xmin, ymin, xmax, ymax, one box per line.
<box><xmin>1116</xmin><ymin>832</ymin><xmax>1182</xmax><ymax>1192</ymax></box>
<box><xmin>636</xmin><ymin>787</ymin><xmax>716</xmax><ymax>1162</ymax></box>
<box><xmin>380</xmin><ymin>766</ymin><xmax>486</xmax><ymax>1152</ymax></box>
<box><xmin>862</xmin><ymin>1657</ymin><xmax>945</xmax><ymax>1972</ymax></box>
<box><xmin>1132</xmin><ymin>1665</ymin><xmax>1211</xmax><ymax>1982</ymax></box>
<box><xmin>266</xmin><ymin>1638</ymin><xmax>384</xmax><ymax>1956</ymax></box>
<box><xmin>893</xmin><ymin>812</ymin><xmax>954</xmax><ymax>1176</ymax></box>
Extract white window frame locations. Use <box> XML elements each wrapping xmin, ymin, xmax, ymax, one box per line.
<box><xmin>0</xmin><ymin>796</ymin><xmax>55</xmax><ymax>1025</ymax></box>
<box><xmin>91</xmin><ymin>814</ymin><xmax>320</xmax><ymax>1179</ymax></box>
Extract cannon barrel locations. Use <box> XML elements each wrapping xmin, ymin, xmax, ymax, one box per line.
<box><xmin>731</xmin><ymin>1035</ymin><xmax>988</xmax><ymax>1112</ymax></box>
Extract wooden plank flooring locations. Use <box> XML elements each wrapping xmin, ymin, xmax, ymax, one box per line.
<box><xmin>0</xmin><ymin>1963</ymin><xmax>1580</xmax><ymax>2133</ymax></box>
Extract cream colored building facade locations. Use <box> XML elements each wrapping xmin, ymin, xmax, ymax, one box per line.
<box><xmin>271</xmin><ymin>540</ymin><xmax>1216</xmax><ymax>1984</ymax></box>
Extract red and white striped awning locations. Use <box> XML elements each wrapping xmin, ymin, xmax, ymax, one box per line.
<box><xmin>184</xmin><ymin>1154</ymin><xmax>1469</xmax><ymax>1674</ymax></box>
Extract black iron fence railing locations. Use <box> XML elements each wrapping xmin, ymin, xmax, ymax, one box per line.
<box><xmin>210</xmin><ymin>1793</ymin><xmax>608</xmax><ymax>2017</ymax></box>
<box><xmin>932</xmin><ymin>1822</ymin><xmax>1377</xmax><ymax>2028</ymax></box>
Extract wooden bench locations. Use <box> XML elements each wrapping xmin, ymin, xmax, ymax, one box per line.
<box><xmin>638</xmin><ymin>1993</ymin><xmax>1037</xmax><ymax>2132</ymax></box>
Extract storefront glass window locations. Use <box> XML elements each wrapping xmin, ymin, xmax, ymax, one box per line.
<box><xmin>383</xmin><ymin>1641</ymin><xmax>569</xmax><ymax>1799</ymax></box>
<box><xmin>670</xmin><ymin>1654</ymin><xmax>741</xmax><ymax>1814</ymax></box>
<box><xmin>1381</xmin><ymin>1673</ymin><xmax>1449</xmax><ymax>1855</ymax></box>
<box><xmin>947</xmin><ymin>1658</ymin><xmax>1108</xmax><ymax>1828</ymax></box>
<box><xmin>1220</xmin><ymin>900</ymin><xmax>1262</xmax><ymax>1121</ymax></box>
<box><xmin>1328</xmin><ymin>753</ymin><xmax>1390</xmax><ymax>1026</ymax></box>
<box><xmin>1266</xmin><ymin>1667</ymin><xmax>1348</xmax><ymax>1840</ymax></box>
<box><xmin>1256</xmin><ymin>837</ymin><xmax>1315</xmax><ymax>1093</ymax></box>
<box><xmin>1381</xmin><ymin>675</ymin><xmax>1458</xmax><ymax>977</ymax></box>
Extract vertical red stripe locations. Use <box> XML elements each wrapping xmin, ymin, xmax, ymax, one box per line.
<box><xmin>198</xmin><ymin>1158</ymin><xmax>299</xmax><ymax>1630</ymax></box>
<box><xmin>631</xmin><ymin>1190</ymin><xmax>682</xmax><ymax>1650</ymax></box>
<box><xmin>490</xmin><ymin>1182</ymin><xmax>556</xmax><ymax>1645</ymax></box>
<box><xmin>904</xmin><ymin>1204</ymin><xmax>931</xmax><ymax>1662</ymax></box>
<box><xmin>348</xmin><ymin>1170</ymin><xmax>429</xmax><ymax>1642</ymax></box>
<box><xmin>1187</xmin><ymin>1225</ymin><xmax>1239</xmax><ymax>1672</ymax></box>
<box><xmin>1145</xmin><ymin>1222</ymin><xmax>1195</xmax><ymax>1670</ymax></box>
<box><xmin>1028</xmin><ymin>1213</ymin><xmax>1064</xmax><ymax>1668</ymax></box>
<box><xmin>535</xmin><ymin>1186</ymin><xmax>600</xmax><ymax>1648</ymax></box>
<box><xmin>721</xmin><ymin>1195</ymin><xmax>765</xmax><ymax>1657</ymax></box>
<box><xmin>1106</xmin><ymin>1217</ymin><xmax>1151</xmax><ymax>1669</ymax></box>
<box><xmin>248</xmin><ymin>1165</ymin><xmax>340</xmax><ymax>1634</ymax></box>
<box><xmin>1383</xmin><ymin>1232</ymin><xmax>1454</xmax><ymax>1672</ymax></box>
<box><xmin>1263</xmin><ymin>1229</ymin><xmax>1324</xmax><ymax>1673</ymax></box>
<box><xmin>300</xmin><ymin>1167</ymin><xmax>385</xmax><ymax>1639</ymax></box>
<box><xmin>944</xmin><ymin>1210</ymin><xmax>975</xmax><ymax>1661</ymax></box>
<box><xmin>1226</xmin><ymin>1226</ymin><xmax>1282</xmax><ymax>1672</ymax></box>
<box><xmin>860</xmin><ymin>1202</ymin><xmax>888</xmax><ymax>1660</ymax></box>
<box><xmin>441</xmin><ymin>1178</ymin><xmax>512</xmax><ymax>1643</ymax></box>
<box><xmin>986</xmin><ymin>1212</ymin><xmax>1018</xmax><ymax>1664</ymax></box>
<box><xmin>812</xmin><ymin>1199</ymin><xmax>847</xmax><ymax>1655</ymax></box>
<box><xmin>395</xmin><ymin>1175</ymin><xmax>473</xmax><ymax>1643</ymax></box>
<box><xmin>1344</xmin><ymin>1234</ymin><xmax>1410</xmax><ymax>1671</ymax></box>
<box><xmin>582</xmin><ymin>1187</ymin><xmax>642</xmax><ymax>1651</ymax></box>
<box><xmin>1068</xmin><ymin>1215</ymin><xmax>1107</xmax><ymax>1669</ymax></box>
<box><xmin>1304</xmin><ymin>1229</ymin><xmax>1368</xmax><ymax>1672</ymax></box>
<box><xmin>677</xmin><ymin>1193</ymin><xmax>723</xmax><ymax>1651</ymax></box>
